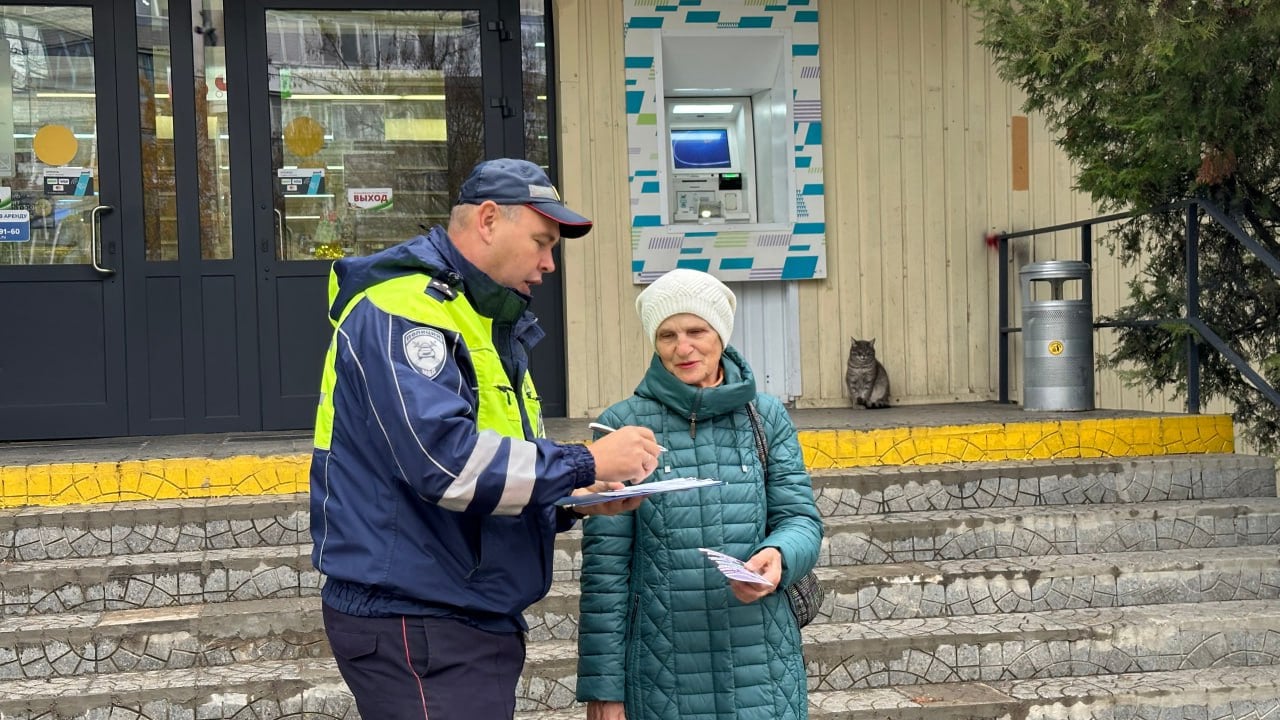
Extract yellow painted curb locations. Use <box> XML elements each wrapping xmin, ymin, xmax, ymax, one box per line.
<box><xmin>0</xmin><ymin>414</ymin><xmax>1234</xmax><ymax>509</ymax></box>
<box><xmin>800</xmin><ymin>414</ymin><xmax>1234</xmax><ymax>469</ymax></box>
<box><xmin>0</xmin><ymin>455</ymin><xmax>309</xmax><ymax>509</ymax></box>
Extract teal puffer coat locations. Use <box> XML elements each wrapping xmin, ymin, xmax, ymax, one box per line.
<box><xmin>576</xmin><ymin>346</ymin><xmax>824</xmax><ymax>720</ymax></box>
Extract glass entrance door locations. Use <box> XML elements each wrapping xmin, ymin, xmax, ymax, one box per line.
<box><xmin>0</xmin><ymin>2</ymin><xmax>129</xmax><ymax>440</ymax></box>
<box><xmin>242</xmin><ymin>0</ymin><xmax>504</xmax><ymax>429</ymax></box>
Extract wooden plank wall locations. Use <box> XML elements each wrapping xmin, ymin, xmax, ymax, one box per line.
<box><xmin>553</xmin><ymin>0</ymin><xmax>1227</xmax><ymax>428</ymax></box>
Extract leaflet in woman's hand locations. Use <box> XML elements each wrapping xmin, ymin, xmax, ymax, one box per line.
<box><xmin>555</xmin><ymin>477</ymin><xmax>723</xmax><ymax>507</ymax></box>
<box><xmin>699</xmin><ymin>548</ymin><xmax>775</xmax><ymax>587</ymax></box>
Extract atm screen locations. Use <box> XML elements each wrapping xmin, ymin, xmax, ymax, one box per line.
<box><xmin>671</xmin><ymin>129</ymin><xmax>733</xmax><ymax>170</ymax></box>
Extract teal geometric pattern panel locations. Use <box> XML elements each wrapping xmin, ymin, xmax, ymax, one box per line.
<box><xmin>624</xmin><ymin>0</ymin><xmax>825</xmax><ymax>283</ymax></box>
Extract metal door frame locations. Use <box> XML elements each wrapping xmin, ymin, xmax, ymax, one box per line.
<box><xmin>0</xmin><ymin>0</ymin><xmax>128</xmax><ymax>440</ymax></box>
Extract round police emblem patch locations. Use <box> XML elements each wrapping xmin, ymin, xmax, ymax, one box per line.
<box><xmin>403</xmin><ymin>327</ymin><xmax>447</xmax><ymax>378</ymax></box>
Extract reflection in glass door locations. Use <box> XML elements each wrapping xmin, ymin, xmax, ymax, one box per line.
<box><xmin>266</xmin><ymin>9</ymin><xmax>485</xmax><ymax>261</ymax></box>
<box><xmin>0</xmin><ymin>2</ymin><xmax>128</xmax><ymax>440</ymax></box>
<box><xmin>251</xmin><ymin>3</ymin><xmax>501</xmax><ymax>430</ymax></box>
<box><xmin>1</xmin><ymin>6</ymin><xmax>106</xmax><ymax>269</ymax></box>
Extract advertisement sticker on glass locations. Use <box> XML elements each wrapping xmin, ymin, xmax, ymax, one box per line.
<box><xmin>0</xmin><ymin>209</ymin><xmax>31</xmax><ymax>243</ymax></box>
<box><xmin>348</xmin><ymin>188</ymin><xmax>393</xmax><ymax>212</ymax></box>
<box><xmin>278</xmin><ymin>168</ymin><xmax>326</xmax><ymax>196</ymax></box>
<box><xmin>44</xmin><ymin>168</ymin><xmax>95</xmax><ymax>197</ymax></box>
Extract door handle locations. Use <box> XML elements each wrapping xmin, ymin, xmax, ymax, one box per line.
<box><xmin>272</xmin><ymin>208</ymin><xmax>284</xmax><ymax>260</ymax></box>
<box><xmin>90</xmin><ymin>204</ymin><xmax>115</xmax><ymax>276</ymax></box>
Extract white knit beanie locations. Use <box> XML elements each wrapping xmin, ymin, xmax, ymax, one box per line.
<box><xmin>636</xmin><ymin>268</ymin><xmax>737</xmax><ymax>346</ymax></box>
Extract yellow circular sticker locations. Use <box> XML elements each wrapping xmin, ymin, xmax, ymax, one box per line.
<box><xmin>1048</xmin><ymin>340</ymin><xmax>1064</xmax><ymax>356</ymax></box>
<box><xmin>283</xmin><ymin>116</ymin><xmax>326</xmax><ymax>158</ymax></box>
<box><xmin>33</xmin><ymin>125</ymin><xmax>79</xmax><ymax>166</ymax></box>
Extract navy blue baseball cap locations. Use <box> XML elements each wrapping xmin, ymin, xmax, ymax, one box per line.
<box><xmin>457</xmin><ymin>158</ymin><xmax>593</xmax><ymax>239</ymax></box>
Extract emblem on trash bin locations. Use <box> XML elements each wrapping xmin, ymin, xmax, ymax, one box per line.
<box><xmin>1048</xmin><ymin>340</ymin><xmax>1064</xmax><ymax>356</ymax></box>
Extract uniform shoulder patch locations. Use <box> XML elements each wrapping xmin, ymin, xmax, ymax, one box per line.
<box><xmin>403</xmin><ymin>327</ymin><xmax>448</xmax><ymax>378</ymax></box>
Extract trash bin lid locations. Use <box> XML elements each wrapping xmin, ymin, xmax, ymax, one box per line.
<box><xmin>1019</xmin><ymin>259</ymin><xmax>1090</xmax><ymax>280</ymax></box>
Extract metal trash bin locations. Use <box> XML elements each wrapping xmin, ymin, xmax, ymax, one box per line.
<box><xmin>1020</xmin><ymin>260</ymin><xmax>1094</xmax><ymax>411</ymax></box>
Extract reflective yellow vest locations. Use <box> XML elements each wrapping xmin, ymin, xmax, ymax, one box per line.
<box><xmin>314</xmin><ymin>272</ymin><xmax>543</xmax><ymax>451</ymax></box>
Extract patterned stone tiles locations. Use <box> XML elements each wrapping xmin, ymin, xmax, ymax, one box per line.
<box><xmin>808</xmin><ymin>668</ymin><xmax>1280</xmax><ymax>720</ymax></box>
<box><xmin>550</xmin><ymin>500</ymin><xmax>1280</xmax><ymax>583</ymax></box>
<box><xmin>0</xmin><ymin>658</ymin><xmax>355</xmax><ymax>718</ymax></box>
<box><xmin>0</xmin><ymin>544</ymin><xmax>319</xmax><ymax>616</ymax></box>
<box><xmin>0</xmin><ymin>494</ymin><xmax>309</xmax><ymax>561</ymax></box>
<box><xmin>514</xmin><ymin>601</ymin><xmax>1280</xmax><ymax>702</ymax></box>
<box><xmin>2</xmin><ymin>448</ymin><xmax>1278</xmax><ymax>717</ymax></box>
<box><xmin>788</xmin><ymin>665</ymin><xmax>1280</xmax><ymax>719</ymax></box>
<box><xmin>530</xmin><ymin>544</ymin><xmax>1280</xmax><ymax>642</ymax></box>
<box><xmin>801</xmin><ymin>600</ymin><xmax>1280</xmax><ymax>691</ymax></box>
<box><xmin>0</xmin><ymin>598</ymin><xmax>327</xmax><ymax>680</ymax></box>
<box><xmin>812</xmin><ymin>455</ymin><xmax>1275</xmax><ymax>517</ymax></box>
<box><xmin>821</xmin><ymin>498</ymin><xmax>1280</xmax><ymax>565</ymax></box>
<box><xmin>822</xmin><ymin>546</ymin><xmax>1280</xmax><ymax>624</ymax></box>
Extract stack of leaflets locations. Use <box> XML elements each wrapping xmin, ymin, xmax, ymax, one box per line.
<box><xmin>698</xmin><ymin>547</ymin><xmax>775</xmax><ymax>587</ymax></box>
<box><xmin>555</xmin><ymin>477</ymin><xmax>723</xmax><ymax>508</ymax></box>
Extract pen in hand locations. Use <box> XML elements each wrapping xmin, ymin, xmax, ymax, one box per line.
<box><xmin>589</xmin><ymin>422</ymin><xmax>668</xmax><ymax>453</ymax></box>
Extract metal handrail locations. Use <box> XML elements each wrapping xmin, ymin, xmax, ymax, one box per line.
<box><xmin>996</xmin><ymin>198</ymin><xmax>1280</xmax><ymax>412</ymax></box>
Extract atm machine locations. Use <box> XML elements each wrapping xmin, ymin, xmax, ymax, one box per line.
<box><xmin>667</xmin><ymin>98</ymin><xmax>756</xmax><ymax>225</ymax></box>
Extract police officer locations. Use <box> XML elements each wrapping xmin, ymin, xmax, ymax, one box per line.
<box><xmin>310</xmin><ymin>158</ymin><xmax>660</xmax><ymax>719</ymax></box>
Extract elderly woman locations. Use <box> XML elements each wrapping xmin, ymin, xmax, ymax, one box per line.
<box><xmin>576</xmin><ymin>268</ymin><xmax>824</xmax><ymax>720</ymax></box>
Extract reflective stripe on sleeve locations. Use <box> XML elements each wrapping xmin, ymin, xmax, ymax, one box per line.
<box><xmin>495</xmin><ymin>439</ymin><xmax>537</xmax><ymax>515</ymax></box>
<box><xmin>439</xmin><ymin>429</ymin><xmax>503</xmax><ymax>511</ymax></box>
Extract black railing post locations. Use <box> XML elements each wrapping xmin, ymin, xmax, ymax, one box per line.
<box><xmin>998</xmin><ymin>233</ymin><xmax>1010</xmax><ymax>403</ymax></box>
<box><xmin>1185</xmin><ymin>202</ymin><xmax>1201</xmax><ymax>414</ymax></box>
<box><xmin>1081</xmin><ymin>223</ymin><xmax>1093</xmax><ymax>308</ymax></box>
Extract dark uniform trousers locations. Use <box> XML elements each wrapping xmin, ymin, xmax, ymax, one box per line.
<box><xmin>323</xmin><ymin>602</ymin><xmax>526</xmax><ymax>719</ymax></box>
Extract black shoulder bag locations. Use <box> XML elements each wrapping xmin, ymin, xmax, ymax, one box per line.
<box><xmin>744</xmin><ymin>402</ymin><xmax>824</xmax><ymax>629</ymax></box>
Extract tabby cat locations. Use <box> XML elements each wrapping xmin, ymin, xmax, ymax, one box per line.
<box><xmin>845</xmin><ymin>337</ymin><xmax>891</xmax><ymax>409</ymax></box>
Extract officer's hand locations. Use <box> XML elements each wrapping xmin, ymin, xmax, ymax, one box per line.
<box><xmin>569</xmin><ymin>484</ymin><xmax>644</xmax><ymax>516</ymax></box>
<box><xmin>587</xmin><ymin>425</ymin><xmax>661</xmax><ymax>484</ymax></box>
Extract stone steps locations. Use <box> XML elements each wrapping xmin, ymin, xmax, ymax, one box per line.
<box><xmin>0</xmin><ymin>597</ymin><xmax>325</xmax><ymax>679</ymax></box>
<box><xmin>519</xmin><ymin>664</ymin><xmax>1280</xmax><ymax>720</ymax></box>
<box><xmin>2</xmin><ymin>658</ymin><xmax>1279</xmax><ymax>719</ymax></box>
<box><xmin>812</xmin><ymin>454</ymin><xmax>1274</xmax><ymax>515</ymax></box>
<box><xmin>0</xmin><ymin>494</ymin><xmax>308</xmax><ymax>561</ymax></box>
<box><xmin>0</xmin><ymin>453</ymin><xmax>1275</xmax><ymax>718</ymax></box>
<box><xmin>820</xmin><ymin>497</ymin><xmax>1280</xmax><ymax>565</ymax></box>
<box><xmin>0</xmin><ymin>454</ymin><xmax>1267</xmax><ymax>563</ymax></box>
<box><xmin>551</xmin><ymin>497</ymin><xmax>1280</xmax><ymax>580</ymax></box>
<box><xmin>8</xmin><ymin>497</ymin><xmax>1267</xmax><ymax>620</ymax></box>
<box><xmin>7</xmin><ymin>588</ymin><xmax>1279</xmax><ymax>700</ymax></box>
<box><xmin>517</xmin><ymin>600</ymin><xmax>1280</xmax><ymax>704</ymax></box>
<box><xmin>5</xmin><ymin>545</ymin><xmax>1278</xmax><ymax>677</ymax></box>
<box><xmin>529</xmin><ymin>544</ymin><xmax>1280</xmax><ymax>638</ymax></box>
<box><xmin>0</xmin><ymin>543</ymin><xmax>318</xmax><ymax>616</ymax></box>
